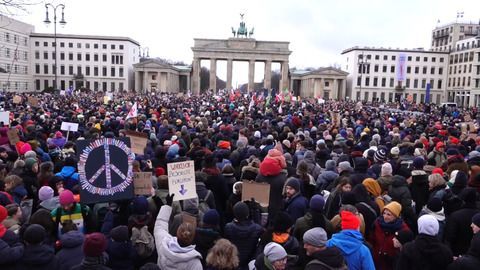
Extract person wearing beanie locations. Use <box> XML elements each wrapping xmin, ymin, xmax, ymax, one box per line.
<box><xmin>447</xmin><ymin>233</ymin><xmax>480</xmax><ymax>270</ymax></box>
<box><xmin>253</xmin><ymin>242</ymin><xmax>288</xmax><ymax>270</ymax></box>
<box><xmin>154</xmin><ymin>196</ymin><xmax>203</xmax><ymax>270</ymax></box>
<box><xmin>256</xmin><ymin>161</ymin><xmax>287</xmax><ymax>223</ymax></box>
<box><xmin>293</xmin><ymin>194</ymin><xmax>334</xmax><ymax>255</ymax></box>
<box><xmin>72</xmin><ymin>232</ymin><xmax>110</xmax><ymax>270</ymax></box>
<box><xmin>56</xmin><ymin>221</ymin><xmax>85</xmax><ymax>270</ymax></box>
<box><xmin>102</xmin><ymin>222</ymin><xmax>136</xmax><ymax>270</ymax></box>
<box><xmin>38</xmin><ymin>186</ymin><xmax>60</xmax><ymax>211</ymax></box>
<box><xmin>444</xmin><ymin>188</ymin><xmax>480</xmax><ymax>256</ymax></box>
<box><xmin>409</xmin><ymin>156</ymin><xmax>429</xmax><ymax>215</ymax></box>
<box><xmin>283</xmin><ymin>178</ymin><xmax>308</xmax><ymax>222</ymax></box>
<box><xmin>419</xmin><ymin>197</ymin><xmax>446</xmax><ymax>240</ymax></box>
<box><xmin>316</xmin><ymin>160</ymin><xmax>339</xmax><ymax>191</ymax></box>
<box><xmin>337</xmin><ymin>161</ymin><xmax>354</xmax><ymax>176</ymax></box>
<box><xmin>0</xmin><ymin>205</ymin><xmax>24</xmax><ymax>268</ymax></box>
<box><xmin>224</xmin><ymin>201</ymin><xmax>263</xmax><ymax>269</ymax></box>
<box><xmin>327</xmin><ymin>211</ymin><xmax>375</xmax><ymax>270</ymax></box>
<box><xmin>362</xmin><ymin>178</ymin><xmax>385</xmax><ymax>211</ymax></box>
<box><xmin>55</xmin><ymin>157</ymin><xmax>80</xmax><ymax>191</ymax></box>
<box><xmin>302</xmin><ymin>227</ymin><xmax>346</xmax><ymax>270</ymax></box>
<box><xmin>194</xmin><ymin>209</ymin><xmax>221</xmax><ymax>263</ymax></box>
<box><xmin>324</xmin><ymin>178</ymin><xmax>353</xmax><ymax>220</ymax></box>
<box><xmin>427</xmin><ymin>141</ymin><xmax>447</xmax><ymax>167</ymax></box>
<box><xmin>16</xmin><ymin>224</ymin><xmax>59</xmax><ymax>270</ymax></box>
<box><xmin>396</xmin><ymin>214</ymin><xmax>453</xmax><ymax>270</ymax></box>
<box><xmin>51</xmin><ymin>190</ymin><xmax>92</xmax><ymax>237</ymax></box>
<box><xmin>369</xmin><ymin>201</ymin><xmax>410</xmax><ymax>270</ymax></box>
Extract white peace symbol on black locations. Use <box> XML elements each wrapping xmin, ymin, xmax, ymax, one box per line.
<box><xmin>78</xmin><ymin>138</ymin><xmax>135</xmax><ymax>195</ymax></box>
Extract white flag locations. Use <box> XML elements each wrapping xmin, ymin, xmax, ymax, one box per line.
<box><xmin>126</xmin><ymin>102</ymin><xmax>138</xmax><ymax>120</ymax></box>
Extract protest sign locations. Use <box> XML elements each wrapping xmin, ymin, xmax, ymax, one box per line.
<box><xmin>7</xmin><ymin>129</ymin><xmax>20</xmax><ymax>145</ymax></box>
<box><xmin>77</xmin><ymin>137</ymin><xmax>135</xmax><ymax>204</ymax></box>
<box><xmin>61</xmin><ymin>122</ymin><xmax>79</xmax><ymax>132</ymax></box>
<box><xmin>28</xmin><ymin>97</ymin><xmax>39</xmax><ymax>107</ymax></box>
<box><xmin>12</xmin><ymin>95</ymin><xmax>22</xmax><ymax>104</ymax></box>
<box><xmin>125</xmin><ymin>130</ymin><xmax>148</xmax><ymax>155</ymax></box>
<box><xmin>242</xmin><ymin>181</ymin><xmax>270</xmax><ymax>207</ymax></box>
<box><xmin>133</xmin><ymin>172</ymin><xmax>153</xmax><ymax>195</ymax></box>
<box><xmin>103</xmin><ymin>96</ymin><xmax>111</xmax><ymax>105</ymax></box>
<box><xmin>167</xmin><ymin>160</ymin><xmax>196</xmax><ymax>201</ymax></box>
<box><xmin>0</xmin><ymin>111</ymin><xmax>9</xmax><ymax>126</ymax></box>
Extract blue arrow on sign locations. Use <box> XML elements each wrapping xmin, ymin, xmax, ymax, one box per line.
<box><xmin>179</xmin><ymin>185</ymin><xmax>187</xmax><ymax>195</ymax></box>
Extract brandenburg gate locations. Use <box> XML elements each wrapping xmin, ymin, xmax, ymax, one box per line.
<box><xmin>190</xmin><ymin>15</ymin><xmax>291</xmax><ymax>94</ymax></box>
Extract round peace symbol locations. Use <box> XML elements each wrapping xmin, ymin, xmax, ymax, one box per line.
<box><xmin>78</xmin><ymin>138</ymin><xmax>135</xmax><ymax>196</ymax></box>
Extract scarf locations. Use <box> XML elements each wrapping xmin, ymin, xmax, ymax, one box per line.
<box><xmin>378</xmin><ymin>216</ymin><xmax>404</xmax><ymax>233</ymax></box>
<box><xmin>272</xmin><ymin>233</ymin><xmax>290</xmax><ymax>244</ymax></box>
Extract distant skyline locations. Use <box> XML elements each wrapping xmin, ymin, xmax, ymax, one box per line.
<box><xmin>8</xmin><ymin>0</ymin><xmax>480</xmax><ymax>84</ymax></box>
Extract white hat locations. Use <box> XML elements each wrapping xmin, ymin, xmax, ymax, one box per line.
<box><xmin>254</xmin><ymin>131</ymin><xmax>261</xmax><ymax>138</ymax></box>
<box><xmin>264</xmin><ymin>242</ymin><xmax>287</xmax><ymax>262</ymax></box>
<box><xmin>390</xmin><ymin>147</ymin><xmax>400</xmax><ymax>156</ymax></box>
<box><xmin>418</xmin><ymin>214</ymin><xmax>439</xmax><ymax>236</ymax></box>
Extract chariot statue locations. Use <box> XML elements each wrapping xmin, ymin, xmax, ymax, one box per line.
<box><xmin>232</xmin><ymin>13</ymin><xmax>254</xmax><ymax>38</ymax></box>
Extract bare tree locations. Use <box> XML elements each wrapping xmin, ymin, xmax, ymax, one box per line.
<box><xmin>0</xmin><ymin>0</ymin><xmax>39</xmax><ymax>16</ymax></box>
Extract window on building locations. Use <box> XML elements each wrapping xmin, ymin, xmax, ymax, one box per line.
<box><xmin>35</xmin><ymin>51</ymin><xmax>39</xmax><ymax>59</ymax></box>
<box><xmin>374</xmin><ymin>65</ymin><xmax>379</xmax><ymax>72</ymax></box>
<box><xmin>68</xmin><ymin>42</ymin><xmax>73</xmax><ymax>48</ymax></box>
<box><xmin>440</xmin><ymin>57</ymin><xmax>444</xmax><ymax>62</ymax></box>
<box><xmin>102</xmin><ymin>82</ymin><xmax>107</xmax><ymax>91</ymax></box>
<box><xmin>382</xmin><ymin>65</ymin><xmax>387</xmax><ymax>72</ymax></box>
<box><xmin>77</xmin><ymin>43</ymin><xmax>81</xmax><ymax>49</ymax></box>
<box><xmin>119</xmin><ymin>68</ymin><xmax>124</xmax><ymax>77</ymax></box>
<box><xmin>119</xmin><ymin>55</ymin><xmax>123</xmax><ymax>64</ymax></box>
<box><xmin>390</xmin><ymin>66</ymin><xmax>395</xmax><ymax>73</ymax></box>
<box><xmin>35</xmin><ymin>79</ymin><xmax>40</xmax><ymax>91</ymax></box>
<box><xmin>102</xmin><ymin>44</ymin><xmax>107</xmax><ymax>49</ymax></box>
<box><xmin>86</xmin><ymin>66</ymin><xmax>90</xmax><ymax>76</ymax></box>
<box><xmin>102</xmin><ymin>54</ymin><xmax>107</xmax><ymax>62</ymax></box>
<box><xmin>86</xmin><ymin>54</ymin><xmax>90</xmax><ymax>61</ymax></box>
<box><xmin>77</xmin><ymin>53</ymin><xmax>82</xmax><ymax>61</ymax></box>
<box><xmin>60</xmin><ymin>65</ymin><xmax>65</xmax><ymax>75</ymax></box>
<box><xmin>357</xmin><ymin>76</ymin><xmax>361</xmax><ymax>86</ymax></box>
<box><xmin>373</xmin><ymin>77</ymin><xmax>378</xmax><ymax>86</ymax></box>
<box><xmin>94</xmin><ymin>67</ymin><xmax>98</xmax><ymax>76</ymax></box>
<box><xmin>381</xmin><ymin>78</ymin><xmax>386</xmax><ymax>87</ymax></box>
<box><xmin>432</xmin><ymin>57</ymin><xmax>436</xmax><ymax>62</ymax></box>
<box><xmin>35</xmin><ymin>41</ymin><xmax>39</xmax><ymax>47</ymax></box>
<box><xmin>110</xmin><ymin>44</ymin><xmax>115</xmax><ymax>50</ymax></box>
<box><xmin>35</xmin><ymin>64</ymin><xmax>40</xmax><ymax>74</ymax></box>
<box><xmin>120</xmin><ymin>45</ymin><xmax>124</xmax><ymax>50</ymax></box>
<box><xmin>416</xmin><ymin>56</ymin><xmax>420</xmax><ymax>61</ymax></box>
<box><xmin>102</xmin><ymin>66</ymin><xmax>107</xmax><ymax>76</ymax></box>
<box><xmin>51</xmin><ymin>52</ymin><xmax>55</xmax><ymax>59</ymax></box>
<box><xmin>407</xmin><ymin>66</ymin><xmax>411</xmax><ymax>73</ymax></box>
<box><xmin>422</xmin><ymin>66</ymin><xmax>427</xmax><ymax>74</ymax></box>
<box><xmin>414</xmin><ymin>67</ymin><xmax>419</xmax><ymax>74</ymax></box>
<box><xmin>430</xmin><ymin>67</ymin><xmax>435</xmax><ymax>74</ymax></box>
<box><xmin>43</xmin><ymin>52</ymin><xmax>48</xmax><ymax>60</ymax></box>
<box><xmin>43</xmin><ymin>64</ymin><xmax>48</xmax><ymax>74</ymax></box>
<box><xmin>421</xmin><ymin>79</ymin><xmax>426</xmax><ymax>88</ymax></box>
<box><xmin>392</xmin><ymin>55</ymin><xmax>396</xmax><ymax>61</ymax></box>
<box><xmin>67</xmin><ymin>65</ymin><xmax>73</xmax><ymax>75</ymax></box>
<box><xmin>111</xmin><ymin>55</ymin><xmax>115</xmax><ymax>64</ymax></box>
<box><xmin>414</xmin><ymin>79</ymin><xmax>418</xmax><ymax>88</ymax></box>
<box><xmin>423</xmin><ymin>57</ymin><xmax>427</xmax><ymax>62</ymax></box>
<box><xmin>383</xmin><ymin>55</ymin><xmax>387</xmax><ymax>60</ymax></box>
<box><xmin>389</xmin><ymin>78</ymin><xmax>394</xmax><ymax>87</ymax></box>
<box><xmin>388</xmin><ymin>93</ymin><xmax>393</xmax><ymax>102</ymax></box>
<box><xmin>430</xmin><ymin>79</ymin><xmax>434</xmax><ymax>88</ymax></box>
<box><xmin>43</xmin><ymin>41</ymin><xmax>47</xmax><ymax>47</ymax></box>
<box><xmin>94</xmin><ymin>54</ymin><xmax>99</xmax><ymax>61</ymax></box>
<box><xmin>111</xmin><ymin>67</ymin><xmax>115</xmax><ymax>77</ymax></box>
<box><xmin>406</xmin><ymin>78</ymin><xmax>410</xmax><ymax>88</ymax></box>
<box><xmin>437</xmin><ymin>79</ymin><xmax>442</xmax><ymax>89</ymax></box>
<box><xmin>407</xmin><ymin>56</ymin><xmax>412</xmax><ymax>61</ymax></box>
<box><xmin>94</xmin><ymin>43</ymin><xmax>98</xmax><ymax>49</ymax></box>
<box><xmin>439</xmin><ymin>67</ymin><xmax>443</xmax><ymax>75</ymax></box>
<box><xmin>69</xmin><ymin>53</ymin><xmax>73</xmax><ymax>60</ymax></box>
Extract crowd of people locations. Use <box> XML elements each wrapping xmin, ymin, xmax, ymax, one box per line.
<box><xmin>0</xmin><ymin>90</ymin><xmax>480</xmax><ymax>270</ymax></box>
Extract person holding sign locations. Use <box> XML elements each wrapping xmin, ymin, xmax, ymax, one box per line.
<box><xmin>154</xmin><ymin>194</ymin><xmax>203</xmax><ymax>270</ymax></box>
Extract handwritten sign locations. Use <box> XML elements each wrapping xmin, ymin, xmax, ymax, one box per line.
<box><xmin>7</xmin><ymin>129</ymin><xmax>20</xmax><ymax>145</ymax></box>
<box><xmin>61</xmin><ymin>122</ymin><xmax>79</xmax><ymax>132</ymax></box>
<box><xmin>13</xmin><ymin>95</ymin><xmax>22</xmax><ymax>104</ymax></box>
<box><xmin>133</xmin><ymin>172</ymin><xmax>153</xmax><ymax>195</ymax></box>
<box><xmin>0</xmin><ymin>111</ymin><xmax>9</xmax><ymax>126</ymax></box>
<box><xmin>28</xmin><ymin>97</ymin><xmax>39</xmax><ymax>107</ymax></box>
<box><xmin>242</xmin><ymin>181</ymin><xmax>270</xmax><ymax>207</ymax></box>
<box><xmin>167</xmin><ymin>160</ymin><xmax>196</xmax><ymax>201</ymax></box>
<box><xmin>125</xmin><ymin>130</ymin><xmax>148</xmax><ymax>155</ymax></box>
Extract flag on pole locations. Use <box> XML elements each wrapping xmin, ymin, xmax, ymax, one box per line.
<box><xmin>126</xmin><ymin>102</ymin><xmax>138</xmax><ymax>120</ymax></box>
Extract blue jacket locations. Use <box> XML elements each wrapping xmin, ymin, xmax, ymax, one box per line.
<box><xmin>55</xmin><ymin>166</ymin><xmax>79</xmax><ymax>190</ymax></box>
<box><xmin>224</xmin><ymin>220</ymin><xmax>263</xmax><ymax>268</ymax></box>
<box><xmin>284</xmin><ymin>193</ymin><xmax>308</xmax><ymax>222</ymax></box>
<box><xmin>56</xmin><ymin>230</ymin><xmax>84</xmax><ymax>270</ymax></box>
<box><xmin>327</xmin><ymin>230</ymin><xmax>375</xmax><ymax>270</ymax></box>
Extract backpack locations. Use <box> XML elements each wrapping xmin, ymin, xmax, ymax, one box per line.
<box><xmin>307</xmin><ymin>259</ymin><xmax>348</xmax><ymax>270</ymax></box>
<box><xmin>198</xmin><ymin>190</ymin><xmax>212</xmax><ymax>221</ymax></box>
<box><xmin>131</xmin><ymin>225</ymin><xmax>155</xmax><ymax>258</ymax></box>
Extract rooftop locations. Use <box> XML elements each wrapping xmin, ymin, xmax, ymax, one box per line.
<box><xmin>30</xmin><ymin>33</ymin><xmax>140</xmax><ymax>46</ymax></box>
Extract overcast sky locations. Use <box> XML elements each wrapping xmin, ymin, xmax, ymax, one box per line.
<box><xmin>13</xmin><ymin>0</ymin><xmax>480</xmax><ymax>84</ymax></box>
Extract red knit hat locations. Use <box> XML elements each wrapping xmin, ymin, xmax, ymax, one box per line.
<box><xmin>217</xmin><ymin>140</ymin><xmax>231</xmax><ymax>150</ymax></box>
<box><xmin>435</xmin><ymin>142</ymin><xmax>445</xmax><ymax>151</ymax></box>
<box><xmin>155</xmin><ymin>167</ymin><xmax>165</xmax><ymax>177</ymax></box>
<box><xmin>340</xmin><ymin>210</ymin><xmax>360</xmax><ymax>230</ymax></box>
<box><xmin>450</xmin><ymin>137</ymin><xmax>460</xmax><ymax>145</ymax></box>
<box><xmin>259</xmin><ymin>158</ymin><xmax>282</xmax><ymax>176</ymax></box>
<box><xmin>83</xmin><ymin>233</ymin><xmax>107</xmax><ymax>257</ymax></box>
<box><xmin>59</xmin><ymin>190</ymin><xmax>75</xmax><ymax>205</ymax></box>
<box><xmin>0</xmin><ymin>205</ymin><xmax>7</xmax><ymax>237</ymax></box>
<box><xmin>432</xmin><ymin>168</ymin><xmax>444</xmax><ymax>176</ymax></box>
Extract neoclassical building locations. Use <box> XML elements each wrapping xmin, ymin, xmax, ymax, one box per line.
<box><xmin>133</xmin><ymin>59</ymin><xmax>190</xmax><ymax>93</ymax></box>
<box><xmin>290</xmin><ymin>67</ymin><xmax>348</xmax><ymax>99</ymax></box>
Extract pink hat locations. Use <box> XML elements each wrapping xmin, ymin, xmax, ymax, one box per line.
<box><xmin>55</xmin><ymin>131</ymin><xmax>63</xmax><ymax>138</ymax></box>
<box><xmin>59</xmin><ymin>190</ymin><xmax>75</xmax><ymax>205</ymax></box>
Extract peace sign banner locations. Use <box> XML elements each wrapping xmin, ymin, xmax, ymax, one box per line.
<box><xmin>77</xmin><ymin>137</ymin><xmax>136</xmax><ymax>203</ymax></box>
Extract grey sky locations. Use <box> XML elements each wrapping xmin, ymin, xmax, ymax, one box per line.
<box><xmin>15</xmin><ymin>0</ymin><xmax>480</xmax><ymax>84</ymax></box>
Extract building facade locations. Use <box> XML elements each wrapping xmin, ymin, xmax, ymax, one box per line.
<box><xmin>0</xmin><ymin>16</ymin><xmax>34</xmax><ymax>92</ymax></box>
<box><xmin>342</xmin><ymin>47</ymin><xmax>448</xmax><ymax>104</ymax></box>
<box><xmin>290</xmin><ymin>67</ymin><xmax>348</xmax><ymax>99</ymax></box>
<box><xmin>133</xmin><ymin>59</ymin><xmax>191</xmax><ymax>93</ymax></box>
<box><xmin>30</xmin><ymin>33</ymin><xmax>140</xmax><ymax>92</ymax></box>
<box><xmin>431</xmin><ymin>22</ymin><xmax>480</xmax><ymax>52</ymax></box>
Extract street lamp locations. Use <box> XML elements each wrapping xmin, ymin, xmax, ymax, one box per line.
<box><xmin>139</xmin><ymin>47</ymin><xmax>149</xmax><ymax>59</ymax></box>
<box><xmin>358</xmin><ymin>52</ymin><xmax>369</xmax><ymax>101</ymax></box>
<box><xmin>44</xmin><ymin>3</ymin><xmax>66</xmax><ymax>91</ymax></box>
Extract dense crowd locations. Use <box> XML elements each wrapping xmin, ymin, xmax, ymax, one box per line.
<box><xmin>0</xmin><ymin>90</ymin><xmax>480</xmax><ymax>270</ymax></box>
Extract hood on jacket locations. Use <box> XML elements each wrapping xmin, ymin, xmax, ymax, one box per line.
<box><xmin>310</xmin><ymin>246</ymin><xmax>345</xmax><ymax>268</ymax></box>
<box><xmin>57</xmin><ymin>166</ymin><xmax>77</xmax><ymax>178</ymax></box>
<box><xmin>40</xmin><ymin>197</ymin><xmax>60</xmax><ymax>211</ymax></box>
<box><xmin>159</xmin><ymin>236</ymin><xmax>202</xmax><ymax>268</ymax></box>
<box><xmin>60</xmin><ymin>230</ymin><xmax>84</xmax><ymax>248</ymax></box>
<box><xmin>22</xmin><ymin>244</ymin><xmax>56</xmax><ymax>266</ymax></box>
<box><xmin>327</xmin><ymin>230</ymin><xmax>365</xmax><ymax>255</ymax></box>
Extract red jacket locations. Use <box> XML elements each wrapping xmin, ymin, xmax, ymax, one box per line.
<box><xmin>369</xmin><ymin>218</ymin><xmax>409</xmax><ymax>270</ymax></box>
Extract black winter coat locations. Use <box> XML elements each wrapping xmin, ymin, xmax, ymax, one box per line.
<box><xmin>396</xmin><ymin>234</ymin><xmax>453</xmax><ymax>270</ymax></box>
<box><xmin>224</xmin><ymin>220</ymin><xmax>263</xmax><ymax>268</ymax></box>
<box><xmin>444</xmin><ymin>206</ymin><xmax>480</xmax><ymax>256</ymax></box>
<box><xmin>447</xmin><ymin>234</ymin><xmax>480</xmax><ymax>270</ymax></box>
<box><xmin>56</xmin><ymin>230</ymin><xmax>84</xmax><ymax>270</ymax></box>
<box><xmin>15</xmin><ymin>244</ymin><xmax>59</xmax><ymax>270</ymax></box>
<box><xmin>256</xmin><ymin>171</ymin><xmax>287</xmax><ymax>223</ymax></box>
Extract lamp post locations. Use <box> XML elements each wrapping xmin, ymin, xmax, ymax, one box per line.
<box><xmin>358</xmin><ymin>52</ymin><xmax>369</xmax><ymax>101</ymax></box>
<box><xmin>43</xmin><ymin>3</ymin><xmax>66</xmax><ymax>91</ymax></box>
<box><xmin>139</xmin><ymin>47</ymin><xmax>149</xmax><ymax>59</ymax></box>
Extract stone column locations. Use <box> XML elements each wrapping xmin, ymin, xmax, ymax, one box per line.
<box><xmin>226</xmin><ymin>59</ymin><xmax>233</xmax><ymax>89</ymax></box>
<box><xmin>318</xmin><ymin>78</ymin><xmax>324</xmax><ymax>98</ymax></box>
<box><xmin>192</xmin><ymin>58</ymin><xmax>200</xmax><ymax>95</ymax></box>
<box><xmin>135</xmin><ymin>71</ymin><xmax>140</xmax><ymax>92</ymax></box>
<box><xmin>248</xmin><ymin>60</ymin><xmax>255</xmax><ymax>92</ymax></box>
<box><xmin>209</xmin><ymin>58</ymin><xmax>217</xmax><ymax>93</ymax></box>
<box><xmin>264</xmin><ymin>60</ymin><xmax>272</xmax><ymax>89</ymax></box>
<box><xmin>280</xmin><ymin>61</ymin><xmax>289</xmax><ymax>91</ymax></box>
<box><xmin>186</xmin><ymin>74</ymin><xmax>190</xmax><ymax>92</ymax></box>
<box><xmin>143</xmin><ymin>71</ymin><xmax>148</xmax><ymax>94</ymax></box>
<box><xmin>157</xmin><ymin>72</ymin><xmax>160</xmax><ymax>93</ymax></box>
<box><xmin>167</xmin><ymin>72</ymin><xmax>171</xmax><ymax>93</ymax></box>
<box><xmin>333</xmin><ymin>79</ymin><xmax>338</xmax><ymax>100</ymax></box>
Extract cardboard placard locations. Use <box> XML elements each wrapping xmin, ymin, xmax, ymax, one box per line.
<box><xmin>465</xmin><ymin>114</ymin><xmax>472</xmax><ymax>122</ymax></box>
<box><xmin>242</xmin><ymin>181</ymin><xmax>270</xmax><ymax>207</ymax></box>
<box><xmin>61</xmin><ymin>122</ymin><xmax>79</xmax><ymax>132</ymax></box>
<box><xmin>167</xmin><ymin>160</ymin><xmax>196</xmax><ymax>201</ymax></box>
<box><xmin>7</xmin><ymin>129</ymin><xmax>20</xmax><ymax>145</ymax></box>
<box><xmin>13</xmin><ymin>95</ymin><xmax>22</xmax><ymax>104</ymax></box>
<box><xmin>125</xmin><ymin>130</ymin><xmax>148</xmax><ymax>155</ymax></box>
<box><xmin>0</xmin><ymin>111</ymin><xmax>9</xmax><ymax>126</ymax></box>
<box><xmin>133</xmin><ymin>172</ymin><xmax>153</xmax><ymax>195</ymax></box>
<box><xmin>28</xmin><ymin>97</ymin><xmax>39</xmax><ymax>107</ymax></box>
<box><xmin>103</xmin><ymin>96</ymin><xmax>111</xmax><ymax>105</ymax></box>
<box><xmin>76</xmin><ymin>137</ymin><xmax>135</xmax><ymax>204</ymax></box>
